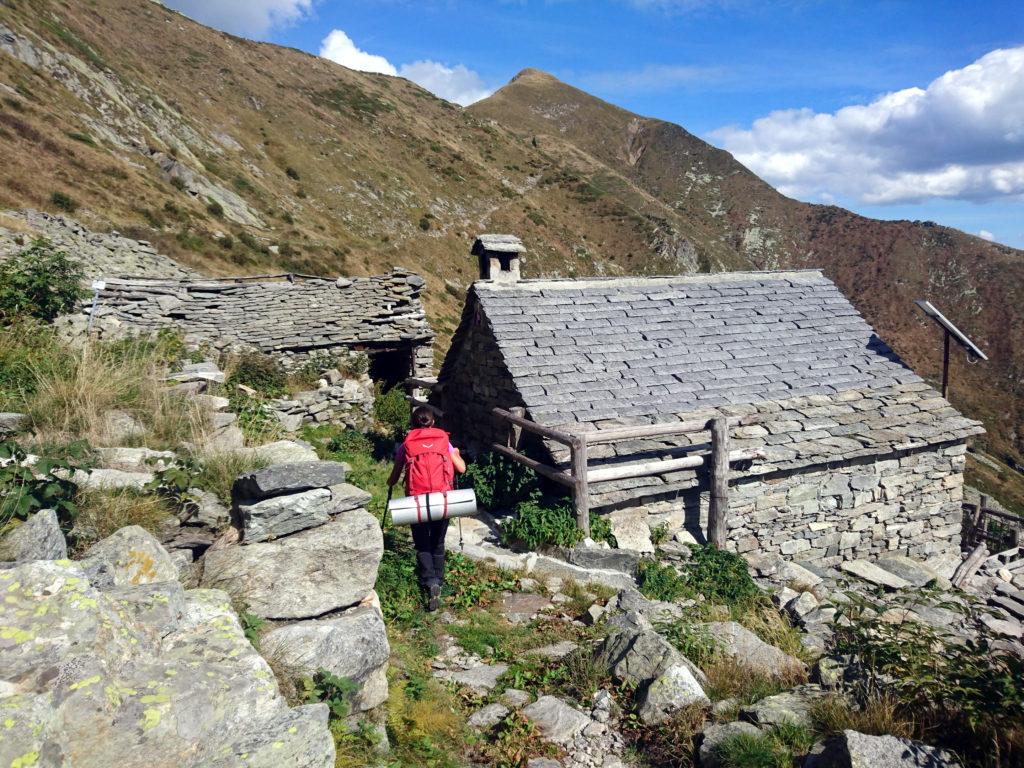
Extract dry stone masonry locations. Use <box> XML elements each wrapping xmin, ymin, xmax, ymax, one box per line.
<box><xmin>439</xmin><ymin>238</ymin><xmax>983</xmax><ymax>567</ymax></box>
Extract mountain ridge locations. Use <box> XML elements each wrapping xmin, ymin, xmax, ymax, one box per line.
<box><xmin>0</xmin><ymin>0</ymin><xmax>1020</xmax><ymax>492</ymax></box>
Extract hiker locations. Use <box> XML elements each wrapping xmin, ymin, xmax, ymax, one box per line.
<box><xmin>387</xmin><ymin>405</ymin><xmax>466</xmax><ymax>611</ymax></box>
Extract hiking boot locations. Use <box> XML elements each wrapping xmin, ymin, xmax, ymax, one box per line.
<box><xmin>427</xmin><ymin>583</ymin><xmax>441</xmax><ymax>612</ymax></box>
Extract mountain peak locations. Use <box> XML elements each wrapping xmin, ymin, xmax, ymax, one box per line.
<box><xmin>509</xmin><ymin>67</ymin><xmax>560</xmax><ymax>85</ymax></box>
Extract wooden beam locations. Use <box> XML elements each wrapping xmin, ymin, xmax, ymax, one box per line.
<box><xmin>491</xmin><ymin>443</ymin><xmax>573</xmax><ymax>487</ymax></box>
<box><xmin>507</xmin><ymin>406</ymin><xmax>525</xmax><ymax>450</ymax></box>
<box><xmin>492</xmin><ymin>407</ymin><xmax>577</xmax><ymax>446</ymax></box>
<box><xmin>406</xmin><ymin>377</ymin><xmax>439</xmax><ymax>390</ymax></box>
<box><xmin>584</xmin><ymin>448</ymin><xmax>763</xmax><ymax>484</ymax></box>
<box><xmin>707</xmin><ymin>417</ymin><xmax>730</xmax><ymax>548</ymax></box>
<box><xmin>952</xmin><ymin>542</ymin><xmax>988</xmax><ymax>588</ymax></box>
<box><xmin>405</xmin><ymin>396</ymin><xmax>444</xmax><ymax>418</ymax></box>
<box><xmin>570</xmin><ymin>436</ymin><xmax>590</xmax><ymax>538</ymax></box>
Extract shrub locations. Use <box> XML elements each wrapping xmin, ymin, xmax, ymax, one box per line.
<box><xmin>206</xmin><ymin>199</ymin><xmax>224</xmax><ymax>217</ymax></box>
<box><xmin>501</xmin><ymin>492</ymin><xmax>580</xmax><ymax>550</ymax></box>
<box><xmin>637</xmin><ymin>546</ymin><xmax>761</xmax><ymax>607</ymax></box>
<box><xmin>0</xmin><ymin>239</ymin><xmax>85</xmax><ymax>323</ymax></box>
<box><xmin>637</xmin><ymin>559</ymin><xmax>690</xmax><ymax>602</ymax></box>
<box><xmin>626</xmin><ymin>703</ymin><xmax>708</xmax><ymax>768</ymax></box>
<box><xmin>462</xmin><ymin>450</ymin><xmax>538</xmax><ymax>510</ymax></box>
<box><xmin>228</xmin><ymin>390</ymin><xmax>283</xmax><ymax>445</ymax></box>
<box><xmin>50</xmin><ymin>191</ymin><xmax>78</xmax><ymax>212</ymax></box>
<box><xmin>0</xmin><ymin>439</ymin><xmax>85</xmax><ymax>532</ymax></box>
<box><xmin>372</xmin><ymin>383</ymin><xmax>410</xmax><ymax>437</ymax></box>
<box><xmin>285</xmin><ymin>166</ymin><xmax>300</xmax><ymax>180</ymax></box>
<box><xmin>650</xmin><ymin>522</ymin><xmax>670</xmax><ymax>546</ymax></box>
<box><xmin>418</xmin><ymin>216</ymin><xmax>431</xmax><ymax>231</ymax></box>
<box><xmin>67</xmin><ymin>131</ymin><xmax>96</xmax><ymax>146</ymax></box>
<box><xmin>0</xmin><ymin>321</ymin><xmax>67</xmax><ymax>403</ymax></box>
<box><xmin>226</xmin><ymin>351</ymin><xmax>287</xmax><ymax>396</ymax></box>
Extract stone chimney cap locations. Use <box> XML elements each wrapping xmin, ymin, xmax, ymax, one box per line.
<box><xmin>472</xmin><ymin>234</ymin><xmax>526</xmax><ymax>255</ymax></box>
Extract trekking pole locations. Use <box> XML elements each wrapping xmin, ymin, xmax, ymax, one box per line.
<box><xmin>384</xmin><ymin>485</ymin><xmax>393</xmax><ymax>528</ymax></box>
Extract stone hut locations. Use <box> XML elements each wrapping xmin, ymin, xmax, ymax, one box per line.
<box><xmin>73</xmin><ymin>269</ymin><xmax>434</xmax><ymax>386</ymax></box>
<box><xmin>437</xmin><ymin>235</ymin><xmax>984</xmax><ymax>566</ymax></box>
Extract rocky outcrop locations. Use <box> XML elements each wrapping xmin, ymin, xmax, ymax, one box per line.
<box><xmin>0</xmin><ymin>509</ymin><xmax>67</xmax><ymax>562</ymax></box>
<box><xmin>78</xmin><ymin>525</ymin><xmax>179</xmax><ymax>588</ymax></box>
<box><xmin>0</xmin><ymin>558</ymin><xmax>335</xmax><ymax>768</ymax></box>
<box><xmin>805</xmin><ymin>729</ymin><xmax>963</xmax><ymax>768</ymax></box>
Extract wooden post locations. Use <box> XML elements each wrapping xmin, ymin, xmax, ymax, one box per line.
<box><xmin>508</xmin><ymin>406</ymin><xmax>525</xmax><ymax>449</ymax></box>
<box><xmin>708</xmin><ymin>417</ymin><xmax>730</xmax><ymax>548</ymax></box>
<box><xmin>570</xmin><ymin>435</ymin><xmax>590</xmax><ymax>538</ymax></box>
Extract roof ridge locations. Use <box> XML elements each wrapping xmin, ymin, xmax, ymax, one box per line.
<box><xmin>473</xmin><ymin>269</ymin><xmax>825</xmax><ymax>291</ymax></box>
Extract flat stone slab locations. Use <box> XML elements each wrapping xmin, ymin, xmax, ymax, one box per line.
<box><xmin>839</xmin><ymin>559</ymin><xmax>911</xmax><ymax>590</ymax></box>
<box><xmin>561</xmin><ymin>545</ymin><xmax>640</xmax><ymax>575</ymax></box>
<box><xmin>253</xmin><ymin>440</ymin><xmax>321</xmax><ymax>465</ymax></box>
<box><xmin>500</xmin><ymin>592</ymin><xmax>552</xmax><ymax>624</ymax></box>
<box><xmin>521</xmin><ymin>695</ymin><xmax>590</xmax><ymax>745</ymax></box>
<box><xmin>439</xmin><ymin>662</ymin><xmax>509</xmax><ymax>695</ymax></box>
<box><xmin>805</xmin><ymin>729</ymin><xmax>964</xmax><ymax>768</ymax></box>
<box><xmin>239</xmin><ymin>483</ymin><xmax>371</xmax><ymax>543</ymax></box>
<box><xmin>70</xmin><ymin>467</ymin><xmax>154</xmax><ymax>491</ymax></box>
<box><xmin>703</xmin><ymin>621</ymin><xmax>805</xmax><ymax>677</ymax></box>
<box><xmin>740</xmin><ymin>685</ymin><xmax>827</xmax><ymax>729</ymax></box>
<box><xmin>468</xmin><ymin>702</ymin><xmax>510</xmax><ymax>730</ymax></box>
<box><xmin>874</xmin><ymin>555</ymin><xmax>949</xmax><ymax>588</ymax></box>
<box><xmin>233</xmin><ymin>461</ymin><xmax>348</xmax><ymax>500</ymax></box>
<box><xmin>526</xmin><ymin>640</ymin><xmax>578</xmax><ymax>660</ymax></box>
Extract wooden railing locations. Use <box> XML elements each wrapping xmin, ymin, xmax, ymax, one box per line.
<box><xmin>491</xmin><ymin>407</ymin><xmax>763</xmax><ymax>544</ymax></box>
<box><xmin>963</xmin><ymin>496</ymin><xmax>1022</xmax><ymax>551</ymax></box>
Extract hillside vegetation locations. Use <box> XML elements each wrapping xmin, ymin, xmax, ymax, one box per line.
<box><xmin>0</xmin><ymin>0</ymin><xmax>1021</xmax><ymax>483</ymax></box>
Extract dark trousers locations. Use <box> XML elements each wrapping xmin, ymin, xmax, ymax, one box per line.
<box><xmin>410</xmin><ymin>519</ymin><xmax>449</xmax><ymax>590</ymax></box>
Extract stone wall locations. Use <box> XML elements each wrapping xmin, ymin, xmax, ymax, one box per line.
<box><xmin>636</xmin><ymin>441</ymin><xmax>966</xmax><ymax>567</ymax></box>
<box><xmin>436</xmin><ymin>295</ymin><xmax>525</xmax><ymax>454</ymax></box>
<box><xmin>271</xmin><ymin>375</ymin><xmax>374</xmax><ymax>431</ymax></box>
<box><xmin>63</xmin><ymin>269</ymin><xmax>434</xmax><ymax>377</ymax></box>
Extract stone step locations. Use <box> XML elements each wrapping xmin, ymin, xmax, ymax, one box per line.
<box><xmin>839</xmin><ymin>559</ymin><xmax>911</xmax><ymax>590</ymax></box>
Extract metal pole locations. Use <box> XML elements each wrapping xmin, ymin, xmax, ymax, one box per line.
<box><xmin>941</xmin><ymin>328</ymin><xmax>951</xmax><ymax>399</ymax></box>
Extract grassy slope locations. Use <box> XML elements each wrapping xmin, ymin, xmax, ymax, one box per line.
<box><xmin>0</xmin><ymin>0</ymin><xmax>1021</xmax><ymax>477</ymax></box>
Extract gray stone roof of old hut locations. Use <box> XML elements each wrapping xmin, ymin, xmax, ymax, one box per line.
<box><xmin>88</xmin><ymin>268</ymin><xmax>431</xmax><ymax>354</ymax></box>
<box><xmin>471</xmin><ymin>270</ymin><xmax>982</xmax><ymax>471</ymax></box>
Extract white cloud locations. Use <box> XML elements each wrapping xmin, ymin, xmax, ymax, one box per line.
<box><xmin>318</xmin><ymin>30</ymin><xmax>492</xmax><ymax>106</ymax></box>
<box><xmin>979</xmin><ymin>229</ymin><xmax>995</xmax><ymax>241</ymax></box>
<box><xmin>319</xmin><ymin>30</ymin><xmax>397</xmax><ymax>76</ymax></box>
<box><xmin>711</xmin><ymin>47</ymin><xmax>1024</xmax><ymax>205</ymax></box>
<box><xmin>397</xmin><ymin>61</ymin><xmax>492</xmax><ymax>106</ymax></box>
<box><xmin>161</xmin><ymin>0</ymin><xmax>312</xmax><ymax>38</ymax></box>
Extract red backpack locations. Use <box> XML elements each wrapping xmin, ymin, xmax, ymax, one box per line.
<box><xmin>403</xmin><ymin>427</ymin><xmax>455</xmax><ymax>496</ymax></box>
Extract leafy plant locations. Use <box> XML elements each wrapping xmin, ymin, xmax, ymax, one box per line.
<box><xmin>239</xmin><ymin>607</ymin><xmax>266</xmax><ymax>649</ymax></box>
<box><xmin>637</xmin><ymin>559</ymin><xmax>690</xmax><ymax>602</ymax></box>
<box><xmin>0</xmin><ymin>439</ymin><xmax>87</xmax><ymax>530</ymax></box>
<box><xmin>650</xmin><ymin>522</ymin><xmax>670</xmax><ymax>546</ymax></box>
<box><xmin>654</xmin><ymin>620</ymin><xmax>717</xmax><ymax>667</ymax></box>
<box><xmin>0</xmin><ymin>239</ymin><xmax>85</xmax><ymax>324</ymax></box>
<box><xmin>226</xmin><ymin>351</ymin><xmax>287</xmax><ymax>396</ymax></box>
<box><xmin>50</xmin><ymin>191</ymin><xmax>78</xmax><ymax>212</ymax></box>
<box><xmin>300</xmin><ymin>669</ymin><xmax>360</xmax><ymax>721</ymax></box>
<box><xmin>500</xmin><ymin>492</ymin><xmax>580</xmax><ymax>550</ymax></box>
<box><xmin>462</xmin><ymin>451</ymin><xmax>538</xmax><ymax>510</ymax></box>
<box><xmin>372</xmin><ymin>383</ymin><xmax>410</xmax><ymax>437</ymax></box>
<box><xmin>638</xmin><ymin>546</ymin><xmax>761</xmax><ymax>607</ymax></box>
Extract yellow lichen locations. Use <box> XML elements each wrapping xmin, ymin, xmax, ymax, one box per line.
<box><xmin>141</xmin><ymin>708</ymin><xmax>161</xmax><ymax>730</ymax></box>
<box><xmin>11</xmin><ymin>751</ymin><xmax>39</xmax><ymax>767</ymax></box>
<box><xmin>69</xmin><ymin>675</ymin><xmax>102</xmax><ymax>691</ymax></box>
<box><xmin>0</xmin><ymin>626</ymin><xmax>34</xmax><ymax>644</ymax></box>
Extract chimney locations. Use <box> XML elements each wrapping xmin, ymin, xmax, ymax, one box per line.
<box><xmin>472</xmin><ymin>234</ymin><xmax>525</xmax><ymax>284</ymax></box>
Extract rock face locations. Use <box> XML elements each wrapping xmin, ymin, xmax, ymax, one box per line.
<box><xmin>261</xmin><ymin>604</ymin><xmax>390</xmax><ymax>712</ymax></box>
<box><xmin>805</xmin><ymin>729</ymin><xmax>963</xmax><ymax>768</ymax></box>
<box><xmin>238</xmin><ymin>483</ymin><xmax>371</xmax><ymax>543</ymax></box>
<box><xmin>0</xmin><ymin>558</ymin><xmax>335</xmax><ymax>768</ymax></box>
<box><xmin>233</xmin><ymin>461</ymin><xmax>349</xmax><ymax>500</ymax></box>
<box><xmin>594</xmin><ymin>627</ymin><xmax>684</xmax><ymax>687</ymax></box>
<box><xmin>0</xmin><ymin>509</ymin><xmax>67</xmax><ymax>562</ymax></box>
<box><xmin>740</xmin><ymin>686</ymin><xmax>826</xmax><ymax>728</ymax></box>
<box><xmin>79</xmin><ymin>525</ymin><xmax>179</xmax><ymax>588</ymax></box>
<box><xmin>201</xmin><ymin>512</ymin><xmax>383</xmax><ymax>619</ymax></box>
<box><xmin>636</xmin><ymin>663</ymin><xmax>709</xmax><ymax>724</ymax></box>
<box><xmin>702</xmin><ymin>621</ymin><xmax>805</xmax><ymax>677</ymax></box>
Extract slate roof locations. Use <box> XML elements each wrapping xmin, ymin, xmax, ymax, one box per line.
<box><xmin>475</xmin><ymin>270</ymin><xmax>929</xmax><ymax>424</ymax></box>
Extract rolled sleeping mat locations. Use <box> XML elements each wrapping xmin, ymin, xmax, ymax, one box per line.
<box><xmin>388</xmin><ymin>488</ymin><xmax>477</xmax><ymax>526</ymax></box>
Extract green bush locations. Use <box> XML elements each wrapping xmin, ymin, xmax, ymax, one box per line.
<box><xmin>228</xmin><ymin>390</ymin><xmax>282</xmax><ymax>445</ymax></box>
<box><xmin>50</xmin><ymin>191</ymin><xmax>78</xmax><ymax>212</ymax></box>
<box><xmin>499</xmin><ymin>492</ymin><xmax>613</xmax><ymax>550</ymax></box>
<box><xmin>206</xmin><ymin>199</ymin><xmax>224</xmax><ymax>217</ymax></box>
<box><xmin>0</xmin><ymin>439</ymin><xmax>87</xmax><ymax>531</ymax></box>
<box><xmin>226</xmin><ymin>351</ymin><xmax>287</xmax><ymax>396</ymax></box>
<box><xmin>637</xmin><ymin>559</ymin><xmax>690</xmax><ymax>602</ymax></box>
<box><xmin>638</xmin><ymin>546</ymin><xmax>761</xmax><ymax>606</ymax></box>
<box><xmin>0</xmin><ymin>239</ymin><xmax>85</xmax><ymax>324</ymax></box>
<box><xmin>0</xmin><ymin>321</ymin><xmax>66</xmax><ymax>404</ymax></box>
<box><xmin>372</xmin><ymin>383</ymin><xmax>410</xmax><ymax>437</ymax></box>
<box><xmin>462</xmin><ymin>451</ymin><xmax>538</xmax><ymax>510</ymax></box>
<box><xmin>285</xmin><ymin>166</ymin><xmax>300</xmax><ymax>180</ymax></box>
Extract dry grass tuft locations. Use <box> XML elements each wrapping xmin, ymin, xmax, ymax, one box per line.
<box><xmin>629</xmin><ymin>702</ymin><xmax>709</xmax><ymax>768</ymax></box>
<box><xmin>810</xmin><ymin>693</ymin><xmax>915</xmax><ymax>740</ymax></box>
<box><xmin>72</xmin><ymin>487</ymin><xmax>175</xmax><ymax>553</ymax></box>
<box><xmin>703</xmin><ymin>658</ymin><xmax>808</xmax><ymax>707</ymax></box>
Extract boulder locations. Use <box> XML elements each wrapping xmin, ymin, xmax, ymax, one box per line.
<box><xmin>561</xmin><ymin>544</ymin><xmax>641</xmax><ymax>576</ymax></box>
<box><xmin>95</xmin><ymin>446</ymin><xmax>176</xmax><ymax>471</ymax></box>
<box><xmin>183</xmin><ymin>488</ymin><xmax>230</xmax><ymax>528</ymax></box>
<box><xmin>0</xmin><ymin>560</ymin><xmax>335</xmax><ymax>768</ymax></box>
<box><xmin>500</xmin><ymin>688</ymin><xmax>532</xmax><ymax>709</ymax></box>
<box><xmin>874</xmin><ymin>555</ymin><xmax>951</xmax><ymax>589</ymax></box>
<box><xmin>0</xmin><ymin>509</ymin><xmax>67</xmax><ymax>562</ymax></box>
<box><xmin>805</xmin><ymin>729</ymin><xmax>963</xmax><ymax>768</ymax></box>
<box><xmin>637</xmin><ymin>663</ymin><xmax>709</xmax><ymax>724</ymax></box>
<box><xmin>594</xmin><ymin>627</ymin><xmax>704</xmax><ymax>687</ymax></box>
<box><xmin>0</xmin><ymin>411</ymin><xmax>26</xmax><ymax>434</ymax></box>
<box><xmin>239</xmin><ymin>483</ymin><xmax>371</xmax><ymax>543</ymax></box>
<box><xmin>253</xmin><ymin>439</ymin><xmax>321</xmax><ymax>464</ymax></box>
<box><xmin>468</xmin><ymin>702</ymin><xmax>510</xmax><ymax>730</ymax></box>
<box><xmin>608</xmin><ymin>510</ymin><xmax>654</xmax><ymax>553</ymax></box>
<box><xmin>702</xmin><ymin>621</ymin><xmax>805</xmax><ymax>677</ymax></box>
<box><xmin>438</xmin><ymin>662</ymin><xmax>509</xmax><ymax>695</ymax></box>
<box><xmin>79</xmin><ymin>525</ymin><xmax>179</xmax><ymax>588</ymax></box>
<box><xmin>521</xmin><ymin>696</ymin><xmax>590</xmax><ymax>746</ymax></box>
<box><xmin>740</xmin><ymin>685</ymin><xmax>827</xmax><ymax>729</ymax></box>
<box><xmin>608</xmin><ymin>588</ymin><xmax>684</xmax><ymax>624</ymax></box>
<box><xmin>261</xmin><ymin>605</ymin><xmax>390</xmax><ymax>712</ymax></box>
<box><xmin>233</xmin><ymin>461</ymin><xmax>348</xmax><ymax>500</ymax></box>
<box><xmin>785</xmin><ymin>590</ymin><xmax>820</xmax><ymax>622</ymax></box>
<box><xmin>699</xmin><ymin>721</ymin><xmax>763</xmax><ymax>768</ymax></box>
<box><xmin>72</xmin><ymin>467</ymin><xmax>154</xmax><ymax>491</ymax></box>
<box><xmin>839</xmin><ymin>560</ymin><xmax>911</xmax><ymax>590</ymax></box>
<box><xmin>202</xmin><ymin>511</ymin><xmax>382</xmax><ymax>619</ymax></box>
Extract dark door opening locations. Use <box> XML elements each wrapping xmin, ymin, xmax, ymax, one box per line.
<box><xmin>368</xmin><ymin>348</ymin><xmax>412</xmax><ymax>392</ymax></box>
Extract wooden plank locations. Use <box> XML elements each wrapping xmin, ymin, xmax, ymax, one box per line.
<box><xmin>405</xmin><ymin>396</ymin><xmax>444</xmax><ymax>418</ymax></box>
<box><xmin>570</xmin><ymin>436</ymin><xmax>590</xmax><ymax>538</ymax></box>
<box><xmin>951</xmin><ymin>542</ymin><xmax>988</xmax><ymax>588</ymax></box>
<box><xmin>707</xmin><ymin>417</ymin><xmax>730</xmax><ymax>548</ymax></box>
<box><xmin>406</xmin><ymin>377</ymin><xmax>439</xmax><ymax>390</ymax></box>
<box><xmin>492</xmin><ymin>407</ymin><xmax>577</xmax><ymax>446</ymax></box>
<box><xmin>491</xmin><ymin>444</ymin><xmax>573</xmax><ymax>487</ymax></box>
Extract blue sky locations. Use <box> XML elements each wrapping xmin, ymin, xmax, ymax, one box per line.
<box><xmin>164</xmin><ymin>1</ymin><xmax>1024</xmax><ymax>248</ymax></box>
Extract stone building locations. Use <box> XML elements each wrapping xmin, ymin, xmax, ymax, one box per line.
<box><xmin>437</xmin><ymin>235</ymin><xmax>984</xmax><ymax>566</ymax></box>
<box><xmin>71</xmin><ymin>269</ymin><xmax>434</xmax><ymax>386</ymax></box>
